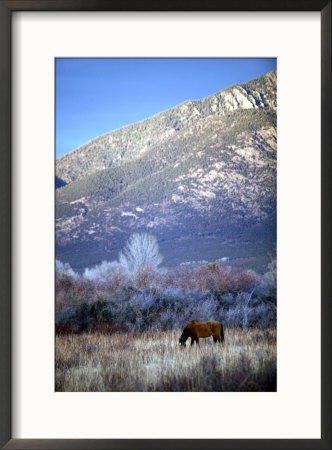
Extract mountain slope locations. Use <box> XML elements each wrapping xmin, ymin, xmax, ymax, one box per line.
<box><xmin>56</xmin><ymin>71</ymin><xmax>276</xmax><ymax>184</ymax></box>
<box><xmin>56</xmin><ymin>71</ymin><xmax>277</xmax><ymax>272</ymax></box>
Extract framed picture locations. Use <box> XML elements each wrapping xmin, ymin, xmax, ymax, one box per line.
<box><xmin>0</xmin><ymin>1</ymin><xmax>330</xmax><ymax>449</ymax></box>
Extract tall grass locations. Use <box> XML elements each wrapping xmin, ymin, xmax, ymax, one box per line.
<box><xmin>56</xmin><ymin>328</ymin><xmax>276</xmax><ymax>392</ymax></box>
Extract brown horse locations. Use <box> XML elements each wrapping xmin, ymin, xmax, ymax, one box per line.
<box><xmin>179</xmin><ymin>320</ymin><xmax>224</xmax><ymax>346</ymax></box>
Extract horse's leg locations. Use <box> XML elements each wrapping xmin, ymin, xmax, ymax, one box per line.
<box><xmin>219</xmin><ymin>325</ymin><xmax>224</xmax><ymax>343</ymax></box>
<box><xmin>190</xmin><ymin>337</ymin><xmax>195</xmax><ymax>346</ymax></box>
<box><xmin>195</xmin><ymin>337</ymin><xmax>199</xmax><ymax>345</ymax></box>
<box><xmin>213</xmin><ymin>335</ymin><xmax>218</xmax><ymax>343</ymax></box>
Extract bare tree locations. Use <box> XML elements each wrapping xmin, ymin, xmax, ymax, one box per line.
<box><xmin>242</xmin><ymin>288</ymin><xmax>255</xmax><ymax>332</ymax></box>
<box><xmin>119</xmin><ymin>233</ymin><xmax>163</xmax><ymax>273</ymax></box>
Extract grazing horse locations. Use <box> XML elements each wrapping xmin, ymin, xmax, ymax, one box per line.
<box><xmin>179</xmin><ymin>320</ymin><xmax>224</xmax><ymax>346</ymax></box>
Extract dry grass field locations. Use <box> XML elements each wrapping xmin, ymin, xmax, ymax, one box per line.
<box><xmin>55</xmin><ymin>328</ymin><xmax>276</xmax><ymax>392</ymax></box>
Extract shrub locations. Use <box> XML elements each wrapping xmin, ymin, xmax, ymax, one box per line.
<box><xmin>83</xmin><ymin>260</ymin><xmax>120</xmax><ymax>282</ymax></box>
<box><xmin>56</xmin><ymin>259</ymin><xmax>79</xmax><ymax>279</ymax></box>
<box><xmin>55</xmin><ymin>259</ymin><xmax>276</xmax><ymax>332</ymax></box>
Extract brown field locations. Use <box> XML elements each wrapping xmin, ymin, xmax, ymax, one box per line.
<box><xmin>55</xmin><ymin>328</ymin><xmax>276</xmax><ymax>392</ymax></box>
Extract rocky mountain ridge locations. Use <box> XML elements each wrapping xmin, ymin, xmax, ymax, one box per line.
<box><xmin>56</xmin><ymin>71</ymin><xmax>276</xmax><ymax>185</ymax></box>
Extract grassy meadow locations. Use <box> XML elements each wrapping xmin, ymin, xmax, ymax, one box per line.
<box><xmin>56</xmin><ymin>246</ymin><xmax>277</xmax><ymax>392</ymax></box>
<box><xmin>55</xmin><ymin>328</ymin><xmax>276</xmax><ymax>392</ymax></box>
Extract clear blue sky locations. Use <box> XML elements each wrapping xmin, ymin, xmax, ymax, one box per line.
<box><xmin>56</xmin><ymin>58</ymin><xmax>276</xmax><ymax>159</ymax></box>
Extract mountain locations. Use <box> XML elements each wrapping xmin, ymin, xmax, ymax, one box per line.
<box><xmin>56</xmin><ymin>71</ymin><xmax>277</xmax><ymax>273</ymax></box>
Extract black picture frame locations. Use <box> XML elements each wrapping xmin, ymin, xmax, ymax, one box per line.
<box><xmin>0</xmin><ymin>1</ymin><xmax>331</xmax><ymax>449</ymax></box>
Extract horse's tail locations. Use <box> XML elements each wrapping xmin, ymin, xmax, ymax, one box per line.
<box><xmin>220</xmin><ymin>323</ymin><xmax>224</xmax><ymax>343</ymax></box>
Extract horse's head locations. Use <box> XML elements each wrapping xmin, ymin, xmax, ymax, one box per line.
<box><xmin>179</xmin><ymin>329</ymin><xmax>188</xmax><ymax>346</ymax></box>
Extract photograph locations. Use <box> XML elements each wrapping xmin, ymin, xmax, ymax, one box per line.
<box><xmin>55</xmin><ymin>57</ymin><xmax>277</xmax><ymax>392</ymax></box>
